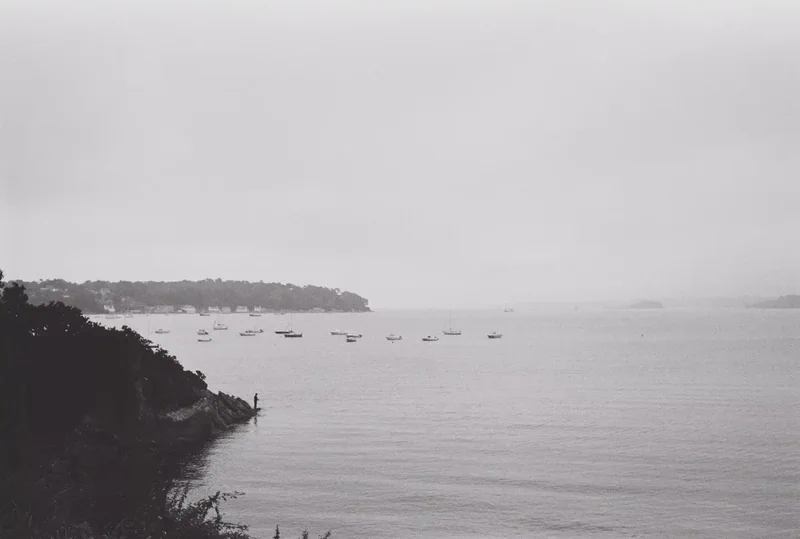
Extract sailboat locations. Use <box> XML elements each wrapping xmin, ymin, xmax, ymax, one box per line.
<box><xmin>153</xmin><ymin>314</ymin><xmax>171</xmax><ymax>334</ymax></box>
<box><xmin>274</xmin><ymin>313</ymin><xmax>295</xmax><ymax>334</ymax></box>
<box><xmin>442</xmin><ymin>310</ymin><xmax>461</xmax><ymax>336</ymax></box>
<box><xmin>145</xmin><ymin>315</ymin><xmax>159</xmax><ymax>348</ymax></box>
<box><xmin>212</xmin><ymin>313</ymin><xmax>228</xmax><ymax>330</ymax></box>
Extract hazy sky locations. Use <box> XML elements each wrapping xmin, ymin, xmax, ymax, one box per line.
<box><xmin>2</xmin><ymin>1</ymin><xmax>799</xmax><ymax>308</ymax></box>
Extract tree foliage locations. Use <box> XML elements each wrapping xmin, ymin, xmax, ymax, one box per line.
<box><xmin>0</xmin><ymin>269</ymin><xmax>332</xmax><ymax>538</ymax></box>
<box><xmin>0</xmin><ymin>275</ymin><xmax>207</xmax><ymax>466</ymax></box>
<box><xmin>17</xmin><ymin>277</ymin><xmax>370</xmax><ymax>314</ymax></box>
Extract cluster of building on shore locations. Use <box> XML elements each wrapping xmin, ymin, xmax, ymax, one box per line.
<box><xmin>104</xmin><ymin>304</ymin><xmax>329</xmax><ymax>315</ymax></box>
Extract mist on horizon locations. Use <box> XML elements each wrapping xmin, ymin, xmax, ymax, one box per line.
<box><xmin>2</xmin><ymin>1</ymin><xmax>799</xmax><ymax>308</ymax></box>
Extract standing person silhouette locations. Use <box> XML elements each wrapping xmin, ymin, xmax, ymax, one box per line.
<box><xmin>253</xmin><ymin>393</ymin><xmax>259</xmax><ymax>411</ymax></box>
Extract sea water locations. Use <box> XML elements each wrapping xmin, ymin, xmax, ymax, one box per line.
<box><xmin>103</xmin><ymin>309</ymin><xmax>799</xmax><ymax>538</ymax></box>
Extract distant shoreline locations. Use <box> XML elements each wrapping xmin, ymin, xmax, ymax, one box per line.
<box><xmin>15</xmin><ymin>277</ymin><xmax>371</xmax><ymax>315</ymax></box>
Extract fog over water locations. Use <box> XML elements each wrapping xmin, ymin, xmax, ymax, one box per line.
<box><xmin>2</xmin><ymin>1</ymin><xmax>800</xmax><ymax>307</ymax></box>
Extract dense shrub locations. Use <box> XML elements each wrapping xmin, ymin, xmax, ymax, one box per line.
<box><xmin>0</xmin><ymin>270</ymin><xmax>331</xmax><ymax>539</ymax></box>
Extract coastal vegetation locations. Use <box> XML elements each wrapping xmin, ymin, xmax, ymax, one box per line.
<box><xmin>0</xmin><ymin>270</ymin><xmax>328</xmax><ymax>538</ymax></box>
<box><xmin>749</xmin><ymin>294</ymin><xmax>800</xmax><ymax>308</ymax></box>
<box><xmin>16</xmin><ymin>277</ymin><xmax>371</xmax><ymax>314</ymax></box>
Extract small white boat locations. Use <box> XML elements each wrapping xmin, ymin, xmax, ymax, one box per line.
<box><xmin>199</xmin><ymin>313</ymin><xmax>211</xmax><ymax>317</ymax></box>
<box><xmin>442</xmin><ymin>310</ymin><xmax>461</xmax><ymax>335</ymax></box>
<box><xmin>422</xmin><ymin>335</ymin><xmax>439</xmax><ymax>342</ymax></box>
<box><xmin>330</xmin><ymin>330</ymin><xmax>347</xmax><ymax>336</ymax></box>
<box><xmin>197</xmin><ymin>337</ymin><xmax>212</xmax><ymax>342</ymax></box>
<box><xmin>239</xmin><ymin>331</ymin><xmax>256</xmax><ymax>337</ymax></box>
<box><xmin>386</xmin><ymin>334</ymin><xmax>402</xmax><ymax>341</ymax></box>
<box><xmin>249</xmin><ymin>312</ymin><xmax>262</xmax><ymax>317</ymax></box>
<box><xmin>213</xmin><ymin>322</ymin><xmax>228</xmax><ymax>330</ymax></box>
<box><xmin>154</xmin><ymin>329</ymin><xmax>170</xmax><ymax>334</ymax></box>
<box><xmin>197</xmin><ymin>329</ymin><xmax>209</xmax><ymax>336</ymax></box>
<box><xmin>284</xmin><ymin>331</ymin><xmax>303</xmax><ymax>338</ymax></box>
<box><xmin>245</xmin><ymin>328</ymin><xmax>264</xmax><ymax>334</ymax></box>
<box><xmin>346</xmin><ymin>333</ymin><xmax>363</xmax><ymax>339</ymax></box>
<box><xmin>487</xmin><ymin>332</ymin><xmax>503</xmax><ymax>339</ymax></box>
<box><xmin>346</xmin><ymin>336</ymin><xmax>358</xmax><ymax>343</ymax></box>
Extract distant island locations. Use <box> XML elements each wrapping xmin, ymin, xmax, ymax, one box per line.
<box><xmin>749</xmin><ymin>295</ymin><xmax>800</xmax><ymax>309</ymax></box>
<box><xmin>15</xmin><ymin>278</ymin><xmax>371</xmax><ymax>314</ymax></box>
<box><xmin>630</xmin><ymin>300</ymin><xmax>664</xmax><ymax>309</ymax></box>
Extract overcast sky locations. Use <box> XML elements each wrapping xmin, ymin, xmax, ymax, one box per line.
<box><xmin>1</xmin><ymin>1</ymin><xmax>799</xmax><ymax>308</ymax></box>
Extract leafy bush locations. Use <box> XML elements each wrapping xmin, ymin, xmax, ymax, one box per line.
<box><xmin>0</xmin><ymin>270</ymin><xmax>332</xmax><ymax>539</ymax></box>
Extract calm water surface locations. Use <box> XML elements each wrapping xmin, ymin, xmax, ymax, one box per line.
<box><xmin>103</xmin><ymin>310</ymin><xmax>799</xmax><ymax>538</ymax></box>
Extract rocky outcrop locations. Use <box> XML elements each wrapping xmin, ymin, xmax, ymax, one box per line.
<box><xmin>160</xmin><ymin>390</ymin><xmax>255</xmax><ymax>443</ymax></box>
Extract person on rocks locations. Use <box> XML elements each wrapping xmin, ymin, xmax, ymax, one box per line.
<box><xmin>254</xmin><ymin>393</ymin><xmax>259</xmax><ymax>411</ymax></box>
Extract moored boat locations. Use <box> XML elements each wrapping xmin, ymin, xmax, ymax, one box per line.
<box><xmin>239</xmin><ymin>331</ymin><xmax>256</xmax><ymax>337</ymax></box>
<box><xmin>197</xmin><ymin>329</ymin><xmax>209</xmax><ymax>336</ymax></box>
<box><xmin>330</xmin><ymin>330</ymin><xmax>347</xmax><ymax>336</ymax></box>
<box><xmin>346</xmin><ymin>336</ymin><xmax>358</xmax><ymax>343</ymax></box>
<box><xmin>386</xmin><ymin>334</ymin><xmax>402</xmax><ymax>341</ymax></box>
<box><xmin>213</xmin><ymin>322</ymin><xmax>228</xmax><ymax>330</ymax></box>
<box><xmin>197</xmin><ymin>337</ymin><xmax>212</xmax><ymax>342</ymax></box>
<box><xmin>487</xmin><ymin>332</ymin><xmax>503</xmax><ymax>339</ymax></box>
<box><xmin>154</xmin><ymin>329</ymin><xmax>170</xmax><ymax>334</ymax></box>
<box><xmin>276</xmin><ymin>314</ymin><xmax>297</xmax><ymax>335</ymax></box>
<box><xmin>284</xmin><ymin>331</ymin><xmax>303</xmax><ymax>338</ymax></box>
<box><xmin>442</xmin><ymin>310</ymin><xmax>461</xmax><ymax>335</ymax></box>
<box><xmin>346</xmin><ymin>333</ymin><xmax>363</xmax><ymax>339</ymax></box>
<box><xmin>422</xmin><ymin>335</ymin><xmax>439</xmax><ymax>342</ymax></box>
